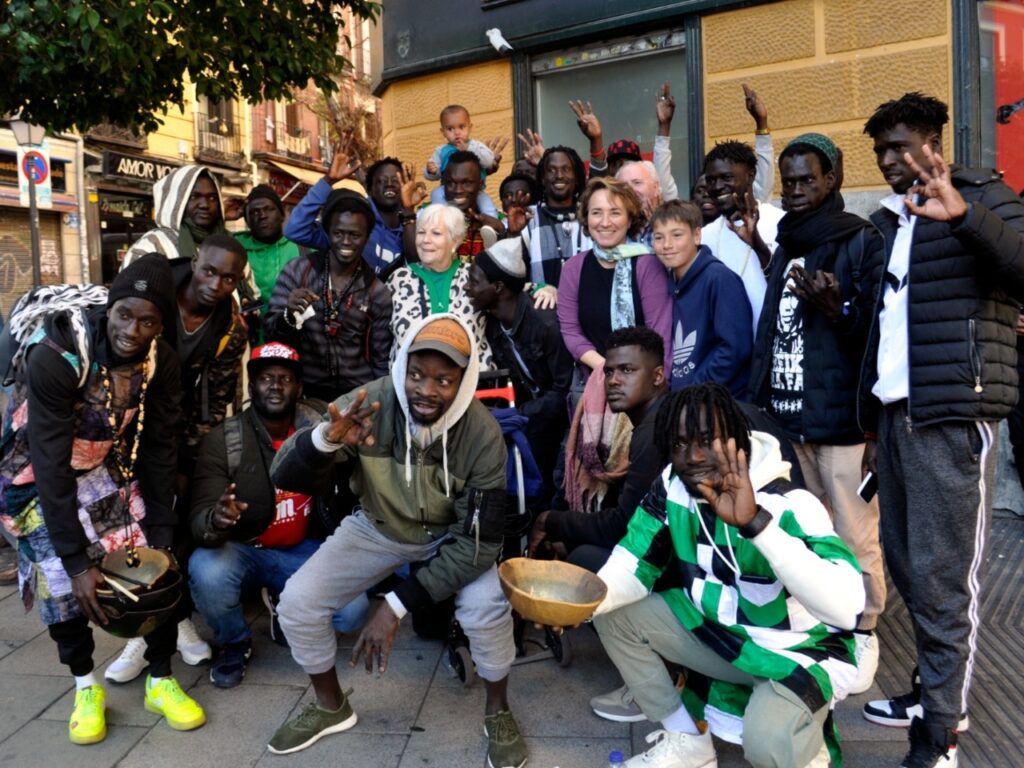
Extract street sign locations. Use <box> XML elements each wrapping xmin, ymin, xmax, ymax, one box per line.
<box><xmin>16</xmin><ymin>142</ymin><xmax>52</xmax><ymax>209</ymax></box>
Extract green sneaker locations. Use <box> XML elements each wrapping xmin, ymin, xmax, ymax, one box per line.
<box><xmin>484</xmin><ymin>710</ymin><xmax>527</xmax><ymax>768</ymax></box>
<box><xmin>144</xmin><ymin>675</ymin><xmax>207</xmax><ymax>731</ymax></box>
<box><xmin>69</xmin><ymin>685</ymin><xmax>106</xmax><ymax>745</ymax></box>
<box><xmin>267</xmin><ymin>692</ymin><xmax>358</xmax><ymax>755</ymax></box>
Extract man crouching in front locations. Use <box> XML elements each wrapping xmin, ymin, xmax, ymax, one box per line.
<box><xmin>265</xmin><ymin>314</ymin><xmax>527</xmax><ymax>768</ymax></box>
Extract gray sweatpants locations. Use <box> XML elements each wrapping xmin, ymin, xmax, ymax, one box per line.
<box><xmin>278</xmin><ymin>510</ymin><xmax>514</xmax><ymax>681</ymax></box>
<box><xmin>595</xmin><ymin>594</ymin><xmax>828</xmax><ymax>768</ymax></box>
<box><xmin>877</xmin><ymin>401</ymin><xmax>996</xmax><ymax>728</ymax></box>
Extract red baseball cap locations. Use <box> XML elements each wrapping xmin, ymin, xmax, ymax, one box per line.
<box><xmin>247</xmin><ymin>342</ymin><xmax>302</xmax><ymax>375</ymax></box>
<box><xmin>607</xmin><ymin>139</ymin><xmax>642</xmax><ymax>162</ymax></box>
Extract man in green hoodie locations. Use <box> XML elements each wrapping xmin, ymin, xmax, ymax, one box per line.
<box><xmin>265</xmin><ymin>314</ymin><xmax>527</xmax><ymax>768</ymax></box>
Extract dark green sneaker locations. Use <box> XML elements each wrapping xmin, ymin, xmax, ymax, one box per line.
<box><xmin>484</xmin><ymin>710</ymin><xmax>527</xmax><ymax>768</ymax></box>
<box><xmin>267</xmin><ymin>692</ymin><xmax>357</xmax><ymax>755</ymax></box>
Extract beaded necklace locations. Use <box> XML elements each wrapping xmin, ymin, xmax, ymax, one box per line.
<box><xmin>100</xmin><ymin>358</ymin><xmax>149</xmax><ymax>568</ymax></box>
<box><xmin>321</xmin><ymin>255</ymin><xmax>364</xmax><ymax>338</ymax></box>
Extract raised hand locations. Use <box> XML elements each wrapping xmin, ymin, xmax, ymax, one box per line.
<box><xmin>351</xmin><ymin>601</ymin><xmax>400</xmax><ymax>674</ymax></box>
<box><xmin>222</xmin><ymin>195</ymin><xmax>246</xmax><ymax>222</ymax></box>
<box><xmin>327</xmin><ymin>145</ymin><xmax>361</xmax><ymax>184</ymax></box>
<box><xmin>504</xmin><ymin>189</ymin><xmax>533</xmax><ymax>235</ymax></box>
<box><xmin>517</xmin><ymin>129</ymin><xmax>545</xmax><ymax>166</ymax></box>
<box><xmin>568</xmin><ymin>100</ymin><xmax>603</xmax><ymax>142</ymax></box>
<box><xmin>323</xmin><ymin>390</ymin><xmax>380</xmax><ymax>447</ymax></box>
<box><xmin>485</xmin><ymin>136</ymin><xmax>510</xmax><ymax>170</ymax></box>
<box><xmin>742</xmin><ymin>83</ymin><xmax>769</xmax><ymax>132</ymax></box>
<box><xmin>725</xmin><ymin>190</ymin><xmax>761</xmax><ymax>247</ymax></box>
<box><xmin>695</xmin><ymin>438</ymin><xmax>757</xmax><ymax>529</ymax></box>
<box><xmin>903</xmin><ymin>144</ymin><xmax>968</xmax><ymax>221</ymax></box>
<box><xmin>399</xmin><ymin>164</ymin><xmax>428</xmax><ymax>211</ymax></box>
<box><xmin>212</xmin><ymin>482</ymin><xmax>248</xmax><ymax>530</ymax></box>
<box><xmin>655</xmin><ymin>82</ymin><xmax>676</xmax><ymax>129</ymax></box>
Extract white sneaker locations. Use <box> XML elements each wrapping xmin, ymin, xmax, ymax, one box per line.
<box><xmin>104</xmin><ymin>637</ymin><xmax>148</xmax><ymax>683</ymax></box>
<box><xmin>176</xmin><ymin>618</ymin><xmax>212</xmax><ymax>665</ymax></box>
<box><xmin>624</xmin><ymin>729</ymin><xmax>717</xmax><ymax>768</ymax></box>
<box><xmin>849</xmin><ymin>632</ymin><xmax>880</xmax><ymax>694</ymax></box>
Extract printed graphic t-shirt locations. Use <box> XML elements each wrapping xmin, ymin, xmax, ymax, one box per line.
<box><xmin>769</xmin><ymin>258</ymin><xmax>805</xmax><ymax>437</ymax></box>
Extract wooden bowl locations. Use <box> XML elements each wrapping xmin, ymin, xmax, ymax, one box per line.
<box><xmin>498</xmin><ymin>558</ymin><xmax>607</xmax><ymax>627</ymax></box>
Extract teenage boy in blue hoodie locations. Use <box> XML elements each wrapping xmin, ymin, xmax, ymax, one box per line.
<box><xmin>653</xmin><ymin>200</ymin><xmax>752</xmax><ymax>396</ymax></box>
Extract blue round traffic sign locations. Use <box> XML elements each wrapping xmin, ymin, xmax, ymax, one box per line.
<box><xmin>22</xmin><ymin>151</ymin><xmax>48</xmax><ymax>184</ymax></box>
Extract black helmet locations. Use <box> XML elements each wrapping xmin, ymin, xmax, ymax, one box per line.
<box><xmin>96</xmin><ymin>547</ymin><xmax>182</xmax><ymax>638</ymax></box>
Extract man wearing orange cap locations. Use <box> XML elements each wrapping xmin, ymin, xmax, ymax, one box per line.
<box><xmin>266</xmin><ymin>315</ymin><xmax>526</xmax><ymax>768</ymax></box>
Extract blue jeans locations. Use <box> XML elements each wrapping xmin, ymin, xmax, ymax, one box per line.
<box><xmin>189</xmin><ymin>539</ymin><xmax>369</xmax><ymax>645</ymax></box>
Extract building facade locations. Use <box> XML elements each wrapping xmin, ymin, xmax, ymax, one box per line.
<box><xmin>376</xmin><ymin>0</ymin><xmax>1024</xmax><ymax>211</ymax></box>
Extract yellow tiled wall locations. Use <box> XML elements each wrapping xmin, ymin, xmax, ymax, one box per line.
<box><xmin>703</xmin><ymin>0</ymin><xmax>952</xmax><ymax>193</ymax></box>
<box><xmin>380</xmin><ymin>60</ymin><xmax>514</xmax><ymax>202</ymax></box>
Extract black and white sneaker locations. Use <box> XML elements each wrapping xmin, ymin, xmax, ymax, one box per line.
<box><xmin>863</xmin><ymin>669</ymin><xmax>968</xmax><ymax>730</ymax></box>
<box><xmin>900</xmin><ymin>717</ymin><xmax>958</xmax><ymax>768</ymax></box>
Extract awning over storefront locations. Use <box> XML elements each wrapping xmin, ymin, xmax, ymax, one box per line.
<box><xmin>267</xmin><ymin>160</ymin><xmax>365</xmax><ymax>204</ymax></box>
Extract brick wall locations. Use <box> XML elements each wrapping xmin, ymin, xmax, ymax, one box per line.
<box><xmin>380</xmin><ymin>60</ymin><xmax>514</xmax><ymax>202</ymax></box>
<box><xmin>702</xmin><ymin>0</ymin><xmax>952</xmax><ymax>195</ymax></box>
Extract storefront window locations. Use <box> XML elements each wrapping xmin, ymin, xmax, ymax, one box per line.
<box><xmin>532</xmin><ymin>30</ymin><xmax>688</xmax><ymax>181</ymax></box>
<box><xmin>98</xmin><ymin>193</ymin><xmax>155</xmax><ymax>283</ymax></box>
<box><xmin>978</xmin><ymin>0</ymin><xmax>1024</xmax><ymax>194</ymax></box>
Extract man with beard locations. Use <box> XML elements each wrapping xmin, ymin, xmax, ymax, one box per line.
<box><xmin>748</xmin><ymin>133</ymin><xmax>886</xmax><ymax>697</ymax></box>
<box><xmin>264</xmin><ymin>189</ymin><xmax>393</xmax><ymax>403</ymax></box>
<box><xmin>284</xmin><ymin>152</ymin><xmax>406</xmax><ymax>277</ymax></box>
<box><xmin>443</xmin><ymin>151</ymin><xmax>506</xmax><ymax>261</ymax></box>
<box><xmin>265</xmin><ymin>315</ymin><xmax>527</xmax><ymax>768</ymax></box>
<box><xmin>700</xmin><ymin>141</ymin><xmax>785</xmax><ymax>334</ymax></box>
<box><xmin>593</xmin><ymin>384</ymin><xmax>863</xmax><ymax>768</ymax></box>
<box><xmin>188</xmin><ymin>342</ymin><xmax>368</xmax><ymax>689</ymax></box>
<box><xmin>507</xmin><ymin>145</ymin><xmax>592</xmax><ymax>308</ymax></box>
<box><xmin>858</xmin><ymin>93</ymin><xmax>1024</xmax><ymax>768</ymax></box>
<box><xmin>124</xmin><ymin>165</ymin><xmax>229</xmax><ymax>265</ymax></box>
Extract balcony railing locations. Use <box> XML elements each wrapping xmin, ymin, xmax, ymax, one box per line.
<box><xmin>284</xmin><ymin>125</ymin><xmax>311</xmax><ymax>161</ymax></box>
<box><xmin>195</xmin><ymin>112</ymin><xmax>245</xmax><ymax>166</ymax></box>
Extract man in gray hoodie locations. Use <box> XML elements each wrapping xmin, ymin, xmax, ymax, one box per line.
<box><xmin>265</xmin><ymin>315</ymin><xmax>526</xmax><ymax>768</ymax></box>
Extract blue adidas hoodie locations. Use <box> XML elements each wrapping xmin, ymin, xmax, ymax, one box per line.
<box><xmin>668</xmin><ymin>245</ymin><xmax>753</xmax><ymax>395</ymax></box>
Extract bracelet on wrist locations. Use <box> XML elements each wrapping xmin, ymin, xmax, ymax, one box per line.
<box><xmin>530</xmin><ymin>282</ymin><xmax>548</xmax><ymax>296</ymax></box>
<box><xmin>755</xmin><ymin>128</ymin><xmax>771</xmax><ymax>136</ymax></box>
<box><xmin>738</xmin><ymin>505</ymin><xmax>773</xmax><ymax>539</ymax></box>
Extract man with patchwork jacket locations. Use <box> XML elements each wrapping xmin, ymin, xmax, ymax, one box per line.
<box><xmin>265</xmin><ymin>315</ymin><xmax>527</xmax><ymax>768</ymax></box>
<box><xmin>858</xmin><ymin>93</ymin><xmax>1024</xmax><ymax>768</ymax></box>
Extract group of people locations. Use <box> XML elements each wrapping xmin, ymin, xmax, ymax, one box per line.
<box><xmin>0</xmin><ymin>83</ymin><xmax>1021</xmax><ymax>768</ymax></box>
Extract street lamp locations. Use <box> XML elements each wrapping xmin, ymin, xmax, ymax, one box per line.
<box><xmin>9</xmin><ymin>115</ymin><xmax>46</xmax><ymax>288</ymax></box>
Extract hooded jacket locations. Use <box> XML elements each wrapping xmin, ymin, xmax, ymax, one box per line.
<box><xmin>124</xmin><ymin>165</ymin><xmax>227</xmax><ymax>265</ymax></box>
<box><xmin>165</xmin><ymin>257</ymin><xmax>248</xmax><ymax>468</ymax></box>
<box><xmin>270</xmin><ymin>313</ymin><xmax>507</xmax><ymax>614</ymax></box>
<box><xmin>595</xmin><ymin>430</ymin><xmax>864</xmax><ymax>746</ymax></box>
<box><xmin>669</xmin><ymin>246</ymin><xmax>752</xmax><ymax>396</ymax></box>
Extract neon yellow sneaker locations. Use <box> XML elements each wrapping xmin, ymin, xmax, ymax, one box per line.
<box><xmin>69</xmin><ymin>685</ymin><xmax>107</xmax><ymax>745</ymax></box>
<box><xmin>144</xmin><ymin>675</ymin><xmax>206</xmax><ymax>731</ymax></box>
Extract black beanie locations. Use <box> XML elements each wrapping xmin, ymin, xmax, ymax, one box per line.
<box><xmin>108</xmin><ymin>253</ymin><xmax>176</xmax><ymax>325</ymax></box>
<box><xmin>321</xmin><ymin>189</ymin><xmax>374</xmax><ymax>231</ymax></box>
<box><xmin>246</xmin><ymin>184</ymin><xmax>285</xmax><ymax>215</ymax></box>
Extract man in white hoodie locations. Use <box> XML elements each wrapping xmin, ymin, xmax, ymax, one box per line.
<box><xmin>265</xmin><ymin>315</ymin><xmax>526</xmax><ymax>768</ymax></box>
<box><xmin>593</xmin><ymin>383</ymin><xmax>865</xmax><ymax>768</ymax></box>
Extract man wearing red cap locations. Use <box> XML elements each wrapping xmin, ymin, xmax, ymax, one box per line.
<box><xmin>187</xmin><ymin>342</ymin><xmax>368</xmax><ymax>689</ymax></box>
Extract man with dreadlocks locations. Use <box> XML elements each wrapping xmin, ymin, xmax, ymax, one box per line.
<box><xmin>506</xmin><ymin>145</ymin><xmax>592</xmax><ymax>309</ymax></box>
<box><xmin>265</xmin><ymin>189</ymin><xmax>393</xmax><ymax>403</ymax></box>
<box><xmin>593</xmin><ymin>383</ymin><xmax>865</xmax><ymax>768</ymax></box>
<box><xmin>0</xmin><ymin>255</ymin><xmax>206</xmax><ymax>745</ymax></box>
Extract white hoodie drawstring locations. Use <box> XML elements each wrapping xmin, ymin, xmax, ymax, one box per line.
<box><xmin>404</xmin><ymin>419</ymin><xmax>412</xmax><ymax>486</ymax></box>
<box><xmin>695</xmin><ymin>500</ymin><xmax>741</xmax><ymax>578</ymax></box>
<box><xmin>441</xmin><ymin>414</ymin><xmax>451</xmax><ymax>497</ymax></box>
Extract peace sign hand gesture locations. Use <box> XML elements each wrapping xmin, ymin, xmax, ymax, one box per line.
<box><xmin>322</xmin><ymin>390</ymin><xmax>380</xmax><ymax>447</ymax></box>
<box><xmin>903</xmin><ymin>144</ymin><xmax>968</xmax><ymax>222</ymax></box>
<box><xmin>695</xmin><ymin>438</ymin><xmax>758</xmax><ymax>529</ymax></box>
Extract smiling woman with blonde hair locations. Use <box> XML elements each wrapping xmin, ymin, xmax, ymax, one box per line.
<box><xmin>556</xmin><ymin>177</ymin><xmax>672</xmax><ymax>374</ymax></box>
<box><xmin>386</xmin><ymin>203</ymin><xmax>492</xmax><ymax>367</ymax></box>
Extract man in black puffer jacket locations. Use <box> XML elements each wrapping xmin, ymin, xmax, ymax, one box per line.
<box><xmin>858</xmin><ymin>92</ymin><xmax>1024</xmax><ymax>768</ymax></box>
<box><xmin>749</xmin><ymin>133</ymin><xmax>887</xmax><ymax>697</ymax></box>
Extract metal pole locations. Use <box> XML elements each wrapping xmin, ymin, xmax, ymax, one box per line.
<box><xmin>27</xmin><ymin>170</ymin><xmax>42</xmax><ymax>287</ymax></box>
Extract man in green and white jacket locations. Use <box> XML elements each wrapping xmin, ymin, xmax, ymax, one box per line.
<box><xmin>593</xmin><ymin>383</ymin><xmax>865</xmax><ymax>768</ymax></box>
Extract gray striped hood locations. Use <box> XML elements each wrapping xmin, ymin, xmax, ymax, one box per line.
<box><xmin>152</xmin><ymin>164</ymin><xmax>222</xmax><ymax>230</ymax></box>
